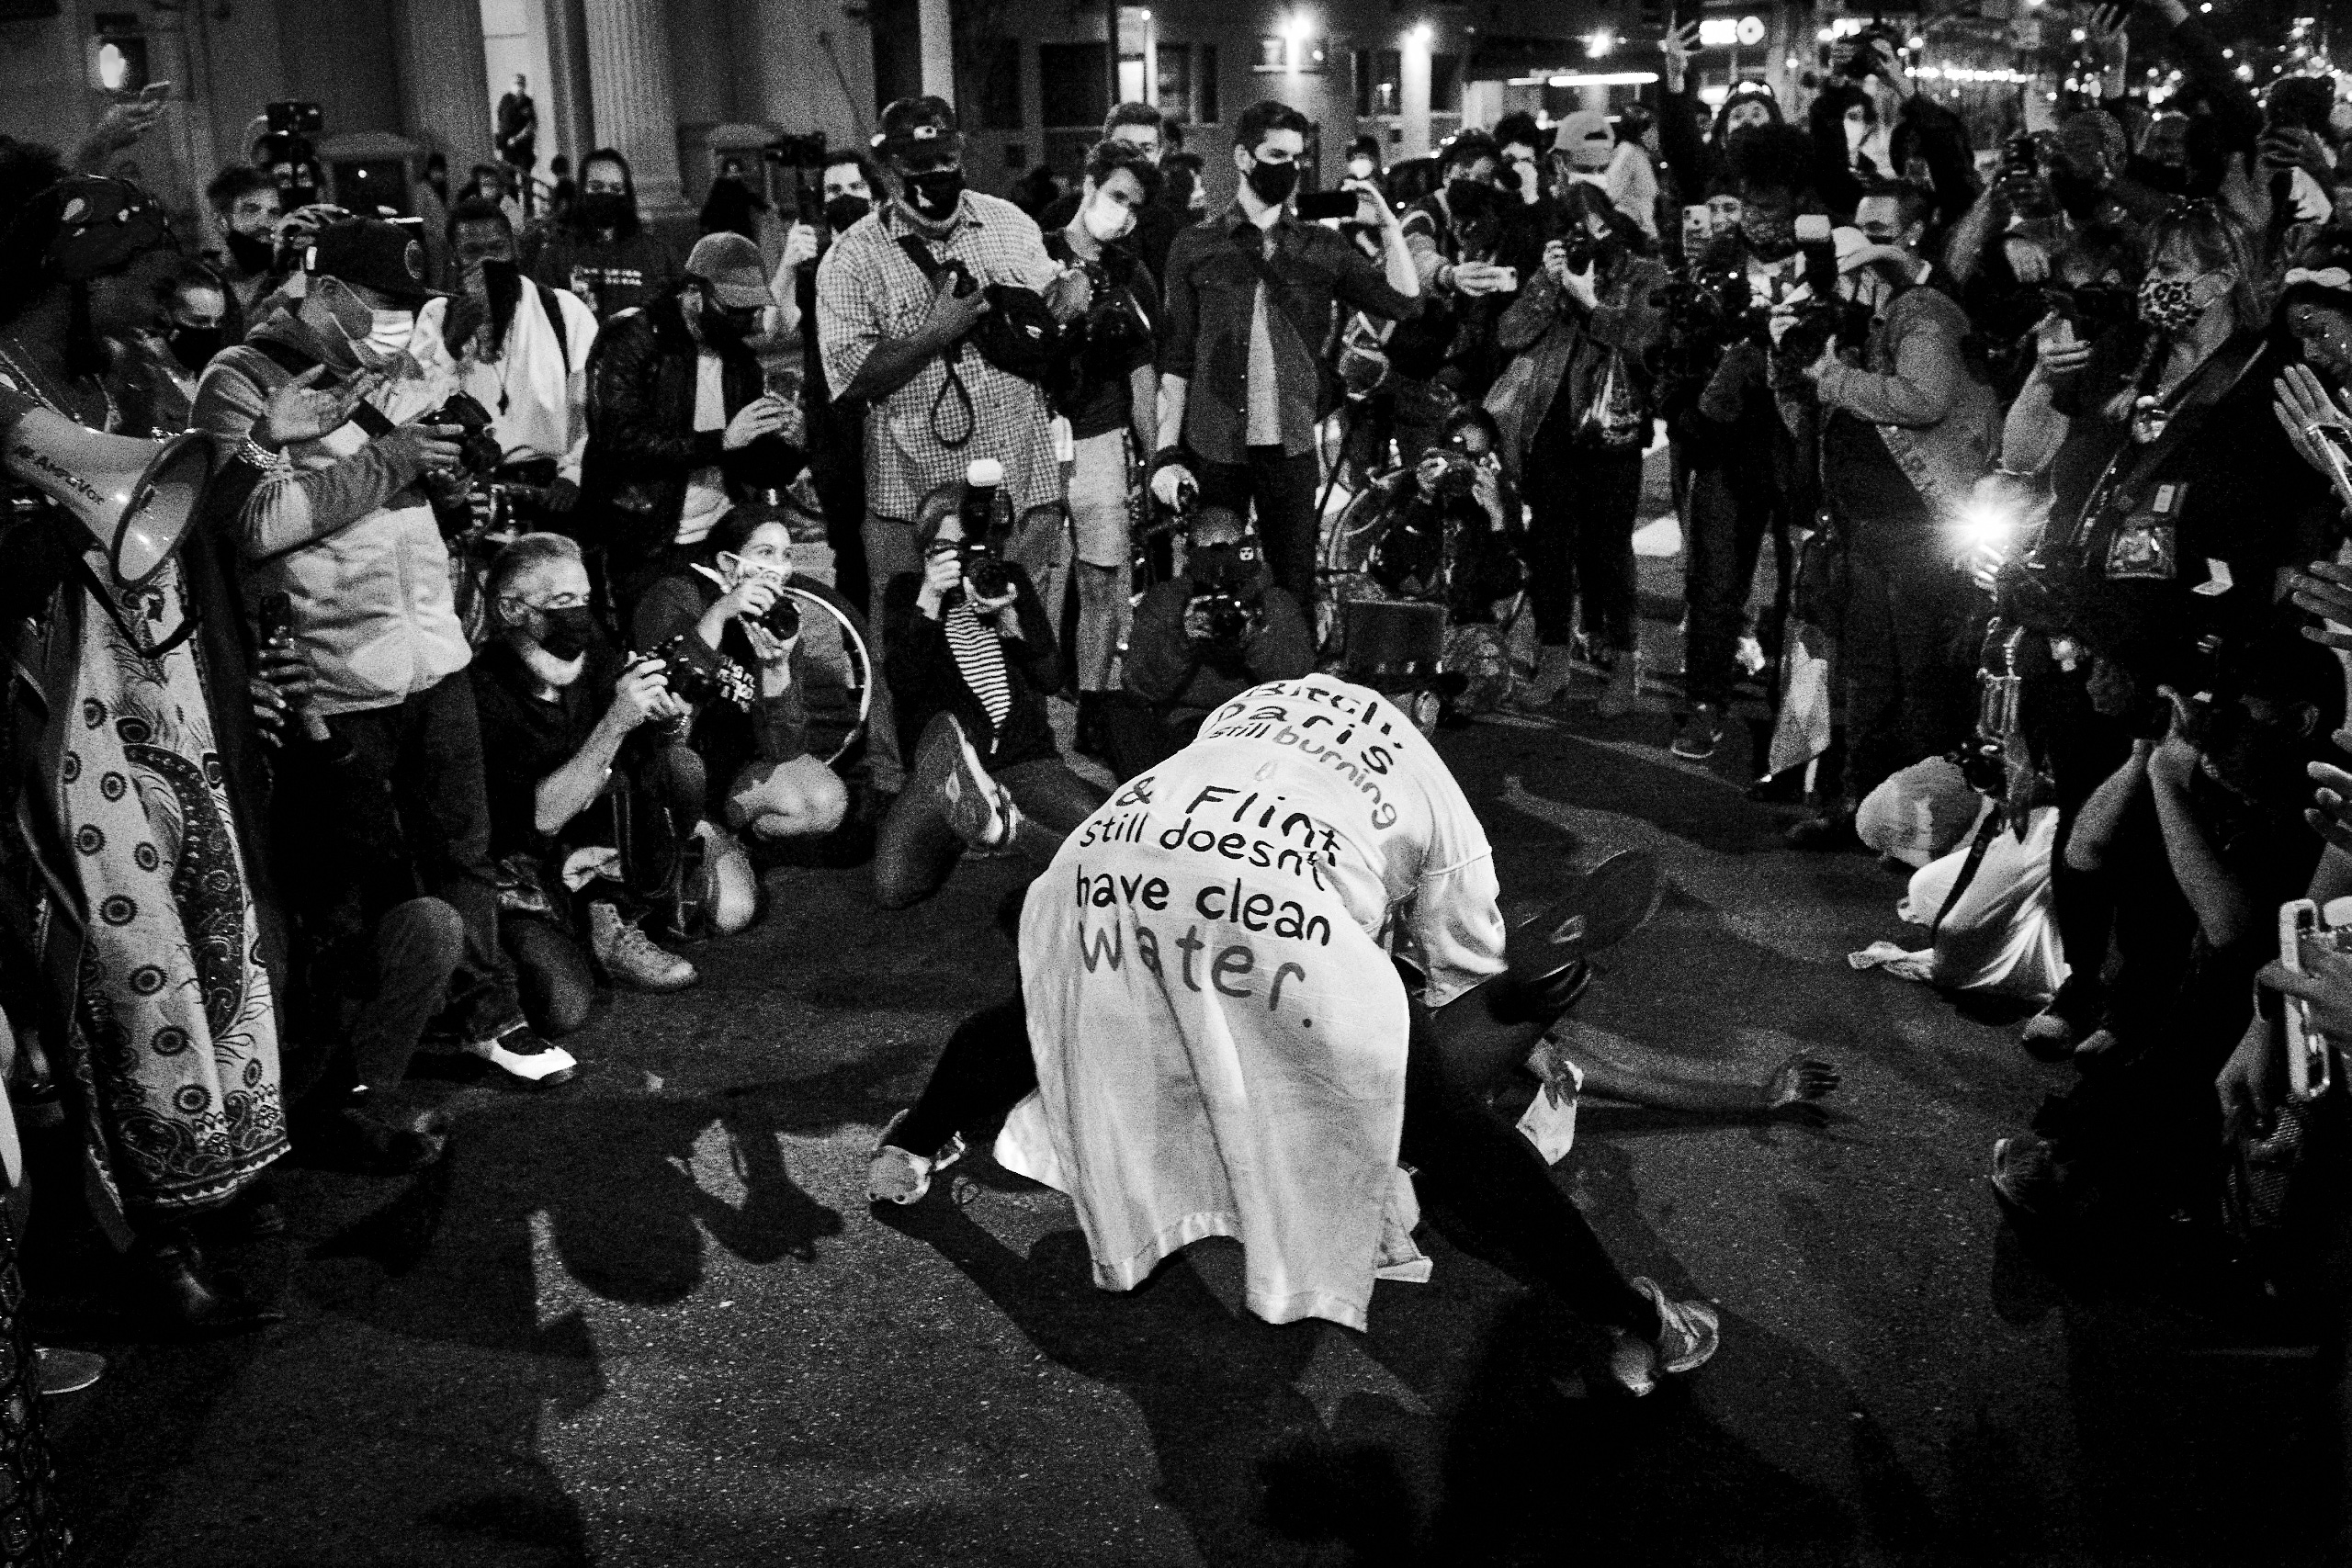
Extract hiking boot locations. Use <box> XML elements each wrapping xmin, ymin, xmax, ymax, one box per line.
<box><xmin>866</xmin><ymin>1110</ymin><xmax>967</xmax><ymax>1205</ymax></box>
<box><xmin>1608</xmin><ymin>1278</ymin><xmax>1721</xmax><ymax>1396</ymax></box>
<box><xmin>1595</xmin><ymin>653</ymin><xmax>1641</xmax><ymax>718</ymax></box>
<box><xmin>464</xmin><ymin>1023</ymin><xmax>578</xmax><ymax>1088</ymax></box>
<box><xmin>1671</xmin><ymin>704</ymin><xmax>1724</xmax><ymax>761</ymax></box>
<box><xmin>2019</xmin><ymin>1006</ymin><xmax>2082</xmax><ymax>1062</ymax></box>
<box><xmin>589</xmin><ymin>901</ymin><xmax>698</xmax><ymax>992</ymax></box>
<box><xmin>1990</xmin><ymin>1134</ymin><xmax>2068</xmax><ymax>1216</ymax></box>
<box><xmin>1785</xmin><ymin>809</ymin><xmax>1858</xmax><ymax>851</ymax></box>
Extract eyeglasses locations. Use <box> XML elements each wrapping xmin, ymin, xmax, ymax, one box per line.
<box><xmin>526</xmin><ymin>592</ymin><xmax>590</xmax><ymax>612</ymax></box>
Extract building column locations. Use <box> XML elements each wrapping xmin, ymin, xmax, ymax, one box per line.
<box><xmin>918</xmin><ymin>0</ymin><xmax>955</xmax><ymax>102</ymax></box>
<box><xmin>396</xmin><ymin>0</ymin><xmax>494</xmax><ymax>158</ymax></box>
<box><xmin>1398</xmin><ymin>32</ymin><xmax>1432</xmax><ymax>159</ymax></box>
<box><xmin>582</xmin><ymin>0</ymin><xmax>686</xmax><ymax>211</ymax></box>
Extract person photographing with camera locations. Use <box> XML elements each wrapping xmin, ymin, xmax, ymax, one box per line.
<box><xmin>817</xmin><ymin>96</ymin><xmax>1094</xmax><ymax>799</ymax></box>
<box><xmin>1154</xmin><ymin>99</ymin><xmax>1422</xmax><ymax>604</ymax></box>
<box><xmin>871</xmin><ymin>472</ymin><xmax>1107</xmax><ymax>908</ymax></box>
<box><xmin>1101</xmin><ymin>503</ymin><xmax>1313</xmax><ymax>781</ymax></box>
<box><xmin>193</xmin><ymin>216</ymin><xmax>565</xmax><ymax>1088</ymax></box>
<box><xmin>1046</xmin><ymin>138</ymin><xmax>1163</xmax><ymax>760</ymax></box>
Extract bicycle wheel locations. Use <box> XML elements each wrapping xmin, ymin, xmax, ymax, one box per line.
<box><xmin>779</xmin><ymin>581</ymin><xmax>874</xmax><ymax>767</ymax></box>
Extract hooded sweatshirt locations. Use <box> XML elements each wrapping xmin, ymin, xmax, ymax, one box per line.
<box><xmin>531</xmin><ymin>152</ymin><xmax>681</xmax><ymax>321</ymax></box>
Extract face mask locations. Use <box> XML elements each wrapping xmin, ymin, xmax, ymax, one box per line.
<box><xmin>580</xmin><ymin>191</ymin><xmax>629</xmax><ymax>229</ymax></box>
<box><xmin>822</xmin><ymin>194</ymin><xmax>871</xmax><ymax>232</ymax></box>
<box><xmin>533</xmin><ymin>604</ymin><xmax>599</xmax><ymax>661</ymax></box>
<box><xmin>366</xmin><ymin>308</ymin><xmax>415</xmax><ymax>357</ymax></box>
<box><xmin>1246</xmin><ymin>156</ymin><xmax>1300</xmax><ymax>207</ymax></box>
<box><xmin>307</xmin><ymin>279</ymin><xmax>381</xmax><ymax>367</ymax></box>
<box><xmin>1845</xmin><ymin>115</ymin><xmax>1869</xmax><ymax>154</ymax></box>
<box><xmin>1082</xmin><ymin>192</ymin><xmax>1134</xmax><ymax>243</ymax></box>
<box><xmin>692</xmin><ymin>290</ymin><xmax>758</xmax><ymax>346</ymax></box>
<box><xmin>1446</xmin><ymin>179</ymin><xmax>1496</xmax><ymax>223</ymax></box>
<box><xmin>1347</xmin><ymin>158</ymin><xmax>1376</xmax><ymax>180</ymax></box>
<box><xmin>226</xmin><ymin>230</ymin><xmax>275</xmax><ymax>274</ymax></box>
<box><xmin>901</xmin><ymin>167</ymin><xmax>965</xmax><ymax>221</ymax></box>
<box><xmin>2138</xmin><ymin>273</ymin><xmax>2206</xmax><ymax>333</ymax></box>
<box><xmin>167</xmin><ymin>324</ymin><xmax>222</xmax><ymax>373</ymax></box>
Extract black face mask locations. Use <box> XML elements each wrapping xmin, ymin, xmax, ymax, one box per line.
<box><xmin>694</xmin><ymin>290</ymin><xmax>761</xmax><ymax>346</ymax></box>
<box><xmin>822</xmin><ymin>195</ymin><xmax>871</xmax><ymax>232</ymax></box>
<box><xmin>901</xmin><ymin>168</ymin><xmax>966</xmax><ymax>221</ymax></box>
<box><xmin>226</xmin><ymin>230</ymin><xmax>275</xmax><ymax>274</ymax></box>
<box><xmin>1246</xmin><ymin>157</ymin><xmax>1300</xmax><ymax>207</ymax></box>
<box><xmin>1744</xmin><ymin>212</ymin><xmax>1796</xmax><ymax>261</ymax></box>
<box><xmin>167</xmin><ymin>325</ymin><xmax>223</xmax><ymax>372</ymax></box>
<box><xmin>2049</xmin><ymin>164</ymin><xmax>2104</xmax><ymax>220</ymax></box>
<box><xmin>534</xmin><ymin>604</ymin><xmax>600</xmax><ymax>660</ymax></box>
<box><xmin>580</xmin><ymin>191</ymin><xmax>630</xmax><ymax>229</ymax></box>
<box><xmin>1446</xmin><ymin>178</ymin><xmax>1496</xmax><ymax>224</ymax></box>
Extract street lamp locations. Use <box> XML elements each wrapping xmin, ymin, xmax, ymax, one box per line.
<box><xmin>1585</xmin><ymin>29</ymin><xmax>1615</xmax><ymax>57</ymax></box>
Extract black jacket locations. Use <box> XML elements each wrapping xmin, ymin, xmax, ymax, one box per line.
<box><xmin>578</xmin><ymin>292</ymin><xmax>802</xmax><ymax>564</ymax></box>
<box><xmin>882</xmin><ymin>565</ymin><xmax>1061</xmax><ymax>771</ymax></box>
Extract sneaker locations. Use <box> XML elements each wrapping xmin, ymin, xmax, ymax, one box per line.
<box><xmin>866</xmin><ymin>1109</ymin><xmax>967</xmax><ymax>1205</ymax></box>
<box><xmin>1990</xmin><ymin>1134</ymin><xmax>2065</xmax><ymax>1215</ymax></box>
<box><xmin>1784</xmin><ymin>810</ymin><xmax>1858</xmax><ymax>851</ymax></box>
<box><xmin>589</xmin><ymin>902</ymin><xmax>699</xmax><ymax>992</ymax></box>
<box><xmin>1671</xmin><ymin>705</ymin><xmax>1724</xmax><ymax>761</ymax></box>
<box><xmin>916</xmin><ymin>716</ymin><xmax>1012</xmax><ymax>850</ymax></box>
<box><xmin>465</xmin><ymin>1023</ymin><xmax>577</xmax><ymax>1088</ymax></box>
<box><xmin>35</xmin><ymin>1348</ymin><xmax>105</xmax><ymax>1397</ymax></box>
<box><xmin>1608</xmin><ymin>1278</ymin><xmax>1721</xmax><ymax>1396</ymax></box>
<box><xmin>2019</xmin><ymin>1006</ymin><xmax>2081</xmax><ymax>1061</ymax></box>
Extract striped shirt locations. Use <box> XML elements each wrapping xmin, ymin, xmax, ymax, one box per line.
<box><xmin>815</xmin><ymin>193</ymin><xmax>1064</xmax><ymax>523</ymax></box>
<box><xmin>941</xmin><ymin>603</ymin><xmax>1013</xmax><ymax>730</ymax></box>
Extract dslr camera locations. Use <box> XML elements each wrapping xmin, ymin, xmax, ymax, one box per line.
<box><xmin>1838</xmin><ymin>22</ymin><xmax>1906</xmax><ymax>79</ymax></box>
<box><xmin>952</xmin><ymin>539</ymin><xmax>1013</xmax><ymax>602</ymax></box>
<box><xmin>763</xmin><ymin>131</ymin><xmax>829</xmax><ymax>167</ymax></box>
<box><xmin>428</xmin><ymin>391</ymin><xmax>505</xmax><ymax>480</ymax></box>
<box><xmin>257</xmin><ymin>100</ymin><xmax>323</xmax><ymax>204</ymax></box>
<box><xmin>1187</xmin><ymin>589</ymin><xmax>1262</xmax><ymax>651</ymax></box>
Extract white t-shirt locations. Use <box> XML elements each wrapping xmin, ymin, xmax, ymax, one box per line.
<box><xmin>676</xmin><ymin>350</ymin><xmax>730</xmax><ymax>546</ymax></box>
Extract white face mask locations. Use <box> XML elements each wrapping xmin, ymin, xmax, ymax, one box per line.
<box><xmin>1347</xmin><ymin>158</ymin><xmax>1375</xmax><ymax>180</ymax></box>
<box><xmin>1081</xmin><ymin>192</ymin><xmax>1134</xmax><ymax>243</ymax></box>
<box><xmin>1844</xmin><ymin>113</ymin><xmax>1869</xmax><ymax>154</ymax></box>
<box><xmin>365</xmin><ymin>308</ymin><xmax>415</xmax><ymax>358</ymax></box>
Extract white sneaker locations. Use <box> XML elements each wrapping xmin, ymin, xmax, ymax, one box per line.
<box><xmin>464</xmin><ymin>1023</ymin><xmax>578</xmax><ymax>1088</ymax></box>
<box><xmin>866</xmin><ymin>1109</ymin><xmax>966</xmax><ymax>1204</ymax></box>
<box><xmin>1607</xmin><ymin>1278</ymin><xmax>1720</xmax><ymax>1396</ymax></box>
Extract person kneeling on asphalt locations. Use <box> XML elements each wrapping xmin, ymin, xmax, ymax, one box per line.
<box><xmin>471</xmin><ymin>534</ymin><xmax>701</xmax><ymax>1034</ymax></box>
<box><xmin>629</xmin><ymin>509</ymin><xmax>853</xmax><ymax>874</ymax></box>
<box><xmin>1100</xmin><ymin>504</ymin><xmax>1313</xmax><ymax>782</ymax></box>
<box><xmin>870</xmin><ymin>672</ymin><xmax>1734</xmax><ymax>1395</ymax></box>
<box><xmin>873</xmin><ymin>482</ymin><xmax>1109</xmax><ymax>909</ymax></box>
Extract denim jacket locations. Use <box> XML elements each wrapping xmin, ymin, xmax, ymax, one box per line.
<box><xmin>1813</xmin><ymin>283</ymin><xmax>1997</xmax><ymax>519</ymax></box>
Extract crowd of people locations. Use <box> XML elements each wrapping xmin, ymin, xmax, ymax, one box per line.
<box><xmin>1</xmin><ymin>0</ymin><xmax>2351</xmax><ymax>1535</ymax></box>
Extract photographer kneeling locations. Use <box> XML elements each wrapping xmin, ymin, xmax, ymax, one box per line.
<box><xmin>875</xmin><ymin>480</ymin><xmax>1107</xmax><ymax>908</ymax></box>
<box><xmin>1103</xmin><ymin>503</ymin><xmax>1313</xmax><ymax>781</ymax></box>
<box><xmin>473</xmin><ymin>534</ymin><xmax>703</xmax><ymax>1028</ymax></box>
<box><xmin>630</xmin><ymin>509</ymin><xmax>852</xmax><ymax>868</ymax></box>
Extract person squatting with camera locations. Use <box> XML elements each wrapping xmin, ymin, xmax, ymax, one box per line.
<box><xmin>1099</xmin><ymin>503</ymin><xmax>1316</xmax><ymax>783</ymax></box>
<box><xmin>872</xmin><ymin>474</ymin><xmax>1108</xmax><ymax>909</ymax></box>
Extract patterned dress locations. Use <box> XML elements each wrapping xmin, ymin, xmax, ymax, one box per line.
<box><xmin>0</xmin><ymin>359</ymin><xmax>286</xmax><ymax>1224</ymax></box>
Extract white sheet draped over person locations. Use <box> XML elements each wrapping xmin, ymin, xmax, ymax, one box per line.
<box><xmin>997</xmin><ymin>672</ymin><xmax>1507</xmax><ymax>1330</ymax></box>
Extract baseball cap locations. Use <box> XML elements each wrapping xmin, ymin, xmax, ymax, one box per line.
<box><xmin>873</xmin><ymin>96</ymin><xmax>961</xmax><ymax>164</ymax></box>
<box><xmin>684</xmin><ymin>231</ymin><xmax>776</xmax><ymax>309</ymax></box>
<box><xmin>36</xmin><ymin>176</ymin><xmax>172</xmax><ymax>282</ymax></box>
<box><xmin>1554</xmin><ymin>110</ymin><xmax>1615</xmax><ymax>172</ymax></box>
<box><xmin>307</xmin><ymin>218</ymin><xmax>445</xmax><ymax>302</ymax></box>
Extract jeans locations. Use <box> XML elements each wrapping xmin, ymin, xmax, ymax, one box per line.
<box><xmin>872</xmin><ymin>718</ymin><xmax>1107</xmax><ymax>909</ymax></box>
<box><xmin>325</xmin><ymin>673</ymin><xmax>523</xmax><ymax>1043</ymax></box>
<box><xmin>892</xmin><ymin>982</ymin><xmax>1656</xmax><ymax>1337</ymax></box>
<box><xmin>808</xmin><ymin>394</ymin><xmax>870</xmax><ymax>615</ymax></box>
<box><xmin>1067</xmin><ymin>430</ymin><xmax>1133</xmax><ymax>694</ymax></box>
<box><xmin>1193</xmin><ymin>446</ymin><xmax>1321</xmax><ymax>606</ymax></box>
<box><xmin>1682</xmin><ymin>461</ymin><xmax>1795</xmax><ymax>710</ymax></box>
<box><xmin>1838</xmin><ymin>508</ymin><xmax>1979</xmax><ymax>807</ymax></box>
<box><xmin>503</xmin><ymin>909</ymin><xmax>597</xmax><ymax>1038</ymax></box>
<box><xmin>348</xmin><ymin>898</ymin><xmax>466</xmax><ymax>1091</ymax></box>
<box><xmin>1521</xmin><ymin>440</ymin><xmax>1645</xmax><ymax>652</ymax></box>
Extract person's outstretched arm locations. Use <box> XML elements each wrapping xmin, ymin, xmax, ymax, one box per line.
<box><xmin>1553</xmin><ymin>1032</ymin><xmax>1839</xmax><ymax>1115</ymax></box>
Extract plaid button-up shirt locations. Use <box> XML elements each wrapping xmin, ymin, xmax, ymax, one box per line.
<box><xmin>816</xmin><ymin>192</ymin><xmax>1063</xmax><ymax>522</ymax></box>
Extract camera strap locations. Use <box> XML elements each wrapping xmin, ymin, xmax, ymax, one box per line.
<box><xmin>1238</xmin><ymin>231</ymin><xmax>1340</xmax><ymax>416</ymax></box>
<box><xmin>2075</xmin><ymin>335</ymin><xmax>2266</xmax><ymax>548</ymax></box>
<box><xmin>891</xmin><ymin>235</ymin><xmax>978</xmax><ymax>448</ymax></box>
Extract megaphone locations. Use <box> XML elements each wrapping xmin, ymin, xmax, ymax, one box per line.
<box><xmin>1</xmin><ymin>405</ymin><xmax>216</xmax><ymax>591</ymax></box>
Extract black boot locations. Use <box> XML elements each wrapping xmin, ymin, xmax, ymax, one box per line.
<box><xmin>132</xmin><ymin>1228</ymin><xmax>283</xmax><ymax>1337</ymax></box>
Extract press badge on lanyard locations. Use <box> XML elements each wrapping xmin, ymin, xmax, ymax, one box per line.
<box><xmin>2105</xmin><ymin>480</ymin><xmax>2184</xmax><ymax>581</ymax></box>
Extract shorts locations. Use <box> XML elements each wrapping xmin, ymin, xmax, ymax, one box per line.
<box><xmin>1067</xmin><ymin>429</ymin><xmax>1133</xmax><ymax>569</ymax></box>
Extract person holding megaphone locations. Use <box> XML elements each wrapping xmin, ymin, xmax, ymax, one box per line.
<box><xmin>0</xmin><ymin>174</ymin><xmax>365</xmax><ymax>1330</ymax></box>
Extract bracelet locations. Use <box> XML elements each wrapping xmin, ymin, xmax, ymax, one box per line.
<box><xmin>1149</xmin><ymin>446</ymin><xmax>1189</xmax><ymax>475</ymax></box>
<box><xmin>236</xmin><ymin>437</ymin><xmax>288</xmax><ymax>474</ymax></box>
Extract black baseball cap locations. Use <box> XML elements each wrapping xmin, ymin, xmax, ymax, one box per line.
<box><xmin>306</xmin><ymin>218</ymin><xmax>446</xmax><ymax>302</ymax></box>
<box><xmin>873</xmin><ymin>96</ymin><xmax>961</xmax><ymax>164</ymax></box>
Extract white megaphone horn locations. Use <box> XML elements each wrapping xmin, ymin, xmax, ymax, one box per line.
<box><xmin>1</xmin><ymin>405</ymin><xmax>216</xmax><ymax>590</ymax></box>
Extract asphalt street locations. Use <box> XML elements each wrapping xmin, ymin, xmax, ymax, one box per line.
<box><xmin>36</xmin><ymin>541</ymin><xmax>2350</xmax><ymax>1567</ymax></box>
